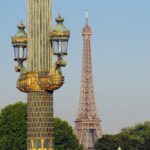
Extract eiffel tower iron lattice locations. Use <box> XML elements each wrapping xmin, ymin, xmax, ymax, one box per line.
<box><xmin>75</xmin><ymin>14</ymin><xmax>103</xmax><ymax>150</ymax></box>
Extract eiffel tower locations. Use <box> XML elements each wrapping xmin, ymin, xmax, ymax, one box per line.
<box><xmin>74</xmin><ymin>13</ymin><xmax>103</xmax><ymax>150</ymax></box>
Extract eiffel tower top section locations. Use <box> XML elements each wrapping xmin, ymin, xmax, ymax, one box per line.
<box><xmin>82</xmin><ymin>12</ymin><xmax>92</xmax><ymax>35</ymax></box>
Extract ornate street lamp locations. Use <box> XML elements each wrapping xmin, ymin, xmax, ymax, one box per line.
<box><xmin>51</xmin><ymin>14</ymin><xmax>70</xmax><ymax>67</ymax></box>
<box><xmin>11</xmin><ymin>22</ymin><xmax>27</xmax><ymax>72</ymax></box>
<box><xmin>11</xmin><ymin>1</ymin><xmax>70</xmax><ymax>150</ymax></box>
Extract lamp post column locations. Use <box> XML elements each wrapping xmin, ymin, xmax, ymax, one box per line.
<box><xmin>27</xmin><ymin>1</ymin><xmax>53</xmax><ymax>149</ymax></box>
<box><xmin>11</xmin><ymin>0</ymin><xmax>70</xmax><ymax>150</ymax></box>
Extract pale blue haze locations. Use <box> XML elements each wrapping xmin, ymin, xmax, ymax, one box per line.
<box><xmin>0</xmin><ymin>0</ymin><xmax>150</xmax><ymax>134</ymax></box>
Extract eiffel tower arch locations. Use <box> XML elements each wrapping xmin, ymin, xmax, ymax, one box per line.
<box><xmin>74</xmin><ymin>13</ymin><xmax>103</xmax><ymax>150</ymax></box>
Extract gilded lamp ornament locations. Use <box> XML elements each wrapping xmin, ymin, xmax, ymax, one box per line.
<box><xmin>11</xmin><ymin>21</ymin><xmax>27</xmax><ymax>72</ymax></box>
<box><xmin>12</xmin><ymin>16</ymin><xmax>70</xmax><ymax>93</ymax></box>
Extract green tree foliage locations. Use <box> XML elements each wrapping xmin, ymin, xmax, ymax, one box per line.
<box><xmin>144</xmin><ymin>136</ymin><xmax>150</xmax><ymax>150</ymax></box>
<box><xmin>0</xmin><ymin>102</ymin><xmax>27</xmax><ymax>150</ymax></box>
<box><xmin>54</xmin><ymin>117</ymin><xmax>82</xmax><ymax>150</ymax></box>
<box><xmin>94</xmin><ymin>135</ymin><xmax>119</xmax><ymax>150</ymax></box>
<box><xmin>0</xmin><ymin>102</ymin><xmax>81</xmax><ymax>150</ymax></box>
<box><xmin>118</xmin><ymin>133</ymin><xmax>144</xmax><ymax>150</ymax></box>
<box><xmin>95</xmin><ymin>122</ymin><xmax>150</xmax><ymax>150</ymax></box>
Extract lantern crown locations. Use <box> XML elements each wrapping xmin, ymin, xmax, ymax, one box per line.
<box><xmin>50</xmin><ymin>14</ymin><xmax>70</xmax><ymax>39</ymax></box>
<box><xmin>11</xmin><ymin>21</ymin><xmax>27</xmax><ymax>46</ymax></box>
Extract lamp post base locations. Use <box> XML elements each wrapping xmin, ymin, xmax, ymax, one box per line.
<box><xmin>27</xmin><ymin>91</ymin><xmax>54</xmax><ymax>150</ymax></box>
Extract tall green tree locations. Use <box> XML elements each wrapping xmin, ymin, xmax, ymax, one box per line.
<box><xmin>0</xmin><ymin>102</ymin><xmax>81</xmax><ymax>150</ymax></box>
<box><xmin>0</xmin><ymin>102</ymin><xmax>27</xmax><ymax>150</ymax></box>
<box><xmin>54</xmin><ymin>117</ymin><xmax>82</xmax><ymax>150</ymax></box>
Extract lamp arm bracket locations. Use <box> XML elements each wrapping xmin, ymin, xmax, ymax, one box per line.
<box><xmin>16</xmin><ymin>65</ymin><xmax>64</xmax><ymax>92</ymax></box>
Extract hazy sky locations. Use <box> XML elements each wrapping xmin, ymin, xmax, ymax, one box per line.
<box><xmin>0</xmin><ymin>0</ymin><xmax>150</xmax><ymax>134</ymax></box>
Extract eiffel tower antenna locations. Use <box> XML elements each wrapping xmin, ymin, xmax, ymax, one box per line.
<box><xmin>86</xmin><ymin>10</ymin><xmax>88</xmax><ymax>24</ymax></box>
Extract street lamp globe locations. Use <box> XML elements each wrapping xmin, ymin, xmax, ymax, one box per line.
<box><xmin>11</xmin><ymin>21</ymin><xmax>27</xmax><ymax>72</ymax></box>
<box><xmin>50</xmin><ymin>14</ymin><xmax>70</xmax><ymax>57</ymax></box>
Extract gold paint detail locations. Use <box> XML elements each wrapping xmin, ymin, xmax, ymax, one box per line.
<box><xmin>29</xmin><ymin>138</ymin><xmax>53</xmax><ymax>150</ymax></box>
<box><xmin>50</xmin><ymin>30</ymin><xmax>70</xmax><ymax>38</ymax></box>
<box><xmin>29</xmin><ymin>139</ymin><xmax>36</xmax><ymax>150</ymax></box>
<box><xmin>38</xmin><ymin>139</ymin><xmax>47</xmax><ymax>150</ymax></box>
<box><xmin>12</xmin><ymin>37</ymin><xmax>28</xmax><ymax>44</ymax></box>
<box><xmin>17</xmin><ymin>66</ymin><xmax>64</xmax><ymax>92</ymax></box>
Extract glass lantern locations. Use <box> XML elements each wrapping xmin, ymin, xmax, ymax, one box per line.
<box><xmin>50</xmin><ymin>14</ymin><xmax>70</xmax><ymax>57</ymax></box>
<box><xmin>12</xmin><ymin>22</ymin><xmax>27</xmax><ymax>67</ymax></box>
<box><xmin>14</xmin><ymin>45</ymin><xmax>27</xmax><ymax>63</ymax></box>
<box><xmin>51</xmin><ymin>38</ymin><xmax>69</xmax><ymax>56</ymax></box>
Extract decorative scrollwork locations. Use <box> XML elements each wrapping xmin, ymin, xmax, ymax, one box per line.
<box><xmin>12</xmin><ymin>37</ymin><xmax>28</xmax><ymax>43</ymax></box>
<box><xmin>17</xmin><ymin>66</ymin><xmax>64</xmax><ymax>92</ymax></box>
<box><xmin>50</xmin><ymin>30</ymin><xmax>70</xmax><ymax>37</ymax></box>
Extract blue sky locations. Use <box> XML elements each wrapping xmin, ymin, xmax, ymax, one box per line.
<box><xmin>0</xmin><ymin>0</ymin><xmax>150</xmax><ymax>134</ymax></box>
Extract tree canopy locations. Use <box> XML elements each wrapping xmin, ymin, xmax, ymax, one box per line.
<box><xmin>0</xmin><ymin>102</ymin><xmax>27</xmax><ymax>150</ymax></box>
<box><xmin>95</xmin><ymin>122</ymin><xmax>150</xmax><ymax>150</ymax></box>
<box><xmin>94</xmin><ymin>135</ymin><xmax>119</xmax><ymax>150</ymax></box>
<box><xmin>0</xmin><ymin>102</ymin><xmax>82</xmax><ymax>150</ymax></box>
<box><xmin>54</xmin><ymin>117</ymin><xmax>82</xmax><ymax>150</ymax></box>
